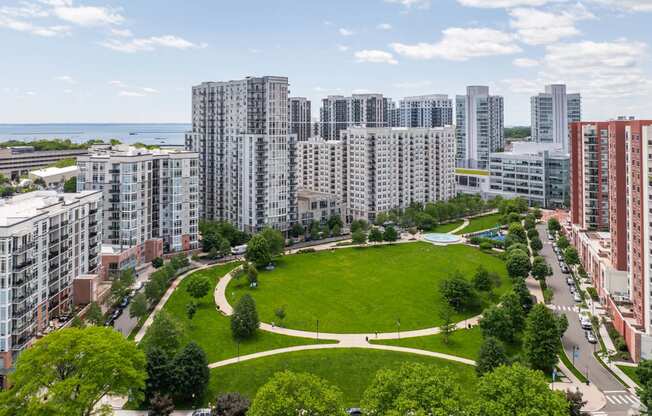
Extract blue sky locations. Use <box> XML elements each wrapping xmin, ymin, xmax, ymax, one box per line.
<box><xmin>1</xmin><ymin>0</ymin><xmax>651</xmax><ymax>125</ymax></box>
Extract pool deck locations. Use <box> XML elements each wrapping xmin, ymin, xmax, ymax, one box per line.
<box><xmin>422</xmin><ymin>233</ymin><xmax>464</xmax><ymax>245</ymax></box>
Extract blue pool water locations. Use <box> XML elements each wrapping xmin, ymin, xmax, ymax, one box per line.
<box><xmin>476</xmin><ymin>229</ymin><xmax>505</xmax><ymax>242</ymax></box>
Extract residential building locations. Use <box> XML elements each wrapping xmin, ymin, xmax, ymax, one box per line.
<box><xmin>289</xmin><ymin>97</ymin><xmax>312</xmax><ymax>142</ymax></box>
<box><xmin>0</xmin><ymin>190</ymin><xmax>102</xmax><ymax>376</ymax></box>
<box><xmin>455</xmin><ymin>168</ymin><xmax>491</xmax><ymax>198</ymax></box>
<box><xmin>341</xmin><ymin>127</ymin><xmax>456</xmax><ymax>222</ymax></box>
<box><xmin>297</xmin><ymin>190</ymin><xmax>342</xmax><ymax>228</ymax></box>
<box><xmin>0</xmin><ymin>147</ymin><xmax>88</xmax><ymax>181</ymax></box>
<box><xmin>77</xmin><ymin>145</ymin><xmax>199</xmax><ymax>275</ymax></box>
<box><xmin>28</xmin><ymin>166</ymin><xmax>79</xmax><ymax>189</ymax></box>
<box><xmin>319</xmin><ymin>94</ymin><xmax>391</xmax><ymax>140</ymax></box>
<box><xmin>393</xmin><ymin>95</ymin><xmax>454</xmax><ymax>128</ymax></box>
<box><xmin>297</xmin><ymin>137</ymin><xmax>343</xmax><ymax>198</ymax></box>
<box><xmin>185</xmin><ymin>76</ymin><xmax>297</xmax><ymax>233</ymax></box>
<box><xmin>455</xmin><ymin>86</ymin><xmax>504</xmax><ymax>169</ymax></box>
<box><xmin>531</xmin><ymin>84</ymin><xmax>581</xmax><ymax>153</ymax></box>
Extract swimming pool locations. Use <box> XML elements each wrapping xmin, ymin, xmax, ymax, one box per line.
<box><xmin>475</xmin><ymin>229</ymin><xmax>505</xmax><ymax>242</ymax></box>
<box><xmin>423</xmin><ymin>233</ymin><xmax>463</xmax><ymax>244</ymax></box>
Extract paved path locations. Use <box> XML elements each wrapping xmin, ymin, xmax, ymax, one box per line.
<box><xmin>449</xmin><ymin>219</ymin><xmax>469</xmax><ymax>234</ymax></box>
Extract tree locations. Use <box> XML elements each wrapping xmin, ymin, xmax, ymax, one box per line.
<box><xmin>130</xmin><ymin>293</ymin><xmax>149</xmax><ymax>320</ymax></box>
<box><xmin>564</xmin><ymin>247</ymin><xmax>580</xmax><ymax>266</ymax></box>
<box><xmin>565</xmin><ymin>389</ymin><xmax>587</xmax><ymax>416</ymax></box>
<box><xmin>63</xmin><ymin>176</ymin><xmax>77</xmax><ymax>193</ymax></box>
<box><xmin>523</xmin><ymin>304</ymin><xmax>562</xmax><ymax>372</ymax></box>
<box><xmin>85</xmin><ymin>301</ymin><xmax>103</xmax><ymax>325</ymax></box>
<box><xmin>506</xmin><ymin>249</ymin><xmax>531</xmax><ymax>279</ymax></box>
<box><xmin>513</xmin><ymin>278</ymin><xmax>534</xmax><ymax>312</ymax></box>
<box><xmin>186</xmin><ymin>301</ymin><xmax>198</xmax><ymax>321</ymax></box>
<box><xmin>352</xmin><ymin>230</ymin><xmax>367</xmax><ymax>245</ymax></box>
<box><xmin>350</xmin><ymin>219</ymin><xmax>368</xmax><ymax>234</ymax></box>
<box><xmin>309</xmin><ymin>220</ymin><xmax>320</xmax><ymax>240</ymax></box>
<box><xmin>149</xmin><ymin>393</ymin><xmax>175</xmax><ymax>416</ymax></box>
<box><xmin>245</xmin><ymin>234</ymin><xmax>271</xmax><ymax>267</ymax></box>
<box><xmin>476</xmin><ymin>337</ymin><xmax>509</xmax><ymax>376</ymax></box>
<box><xmin>218</xmin><ymin>237</ymin><xmax>231</xmax><ymax>258</ymax></box>
<box><xmin>231</xmin><ymin>294</ymin><xmax>259</xmax><ymax>340</ymax></box>
<box><xmin>479</xmin><ymin>305</ymin><xmax>516</xmax><ymax>343</ymax></box>
<box><xmin>523</xmin><ymin>216</ymin><xmax>535</xmax><ymax>230</ymax></box>
<box><xmin>473</xmin><ymin>265</ymin><xmax>493</xmax><ymax>292</ymax></box>
<box><xmin>500</xmin><ymin>291</ymin><xmax>526</xmax><ymax>332</ymax></box>
<box><xmin>557</xmin><ymin>235</ymin><xmax>570</xmax><ymax>250</ymax></box>
<box><xmin>142</xmin><ymin>311</ymin><xmax>185</xmax><ymax>355</ymax></box>
<box><xmin>290</xmin><ymin>222</ymin><xmax>305</xmax><ymax>238</ymax></box>
<box><xmin>530</xmin><ymin>236</ymin><xmax>543</xmax><ymax>253</ymax></box>
<box><xmin>532</xmin><ymin>207</ymin><xmax>543</xmax><ymax>220</ymax></box>
<box><xmin>470</xmin><ymin>364</ymin><xmax>569</xmax><ymax>416</ymax></box>
<box><xmin>246</xmin><ymin>264</ymin><xmax>258</xmax><ymax>286</ymax></box>
<box><xmin>170</xmin><ymin>254</ymin><xmax>190</xmax><ymax>270</ymax></box>
<box><xmin>439</xmin><ymin>305</ymin><xmax>456</xmax><ymax>344</ymax></box>
<box><xmin>636</xmin><ymin>360</ymin><xmax>652</xmax><ymax>411</ymax></box>
<box><xmin>368</xmin><ymin>227</ymin><xmax>383</xmax><ymax>243</ymax></box>
<box><xmin>383</xmin><ymin>225</ymin><xmax>398</xmax><ymax>242</ymax></box>
<box><xmin>331</xmin><ymin>223</ymin><xmax>341</xmax><ymax>236</ymax></box>
<box><xmin>440</xmin><ymin>274</ymin><xmax>475</xmax><ymax>312</ymax></box>
<box><xmin>0</xmin><ymin>326</ymin><xmax>146</xmax><ymax>416</ymax></box>
<box><xmin>186</xmin><ymin>275</ymin><xmax>211</xmax><ymax>301</ymax></box>
<box><xmin>213</xmin><ymin>392</ymin><xmax>250</xmax><ymax>416</ymax></box>
<box><xmin>145</xmin><ymin>346</ymin><xmax>175</xmax><ymax>400</ymax></box>
<box><xmin>274</xmin><ymin>306</ymin><xmax>286</xmax><ymax>326</ymax></box>
<box><xmin>361</xmin><ymin>363</ymin><xmax>466</xmax><ymax>416</ymax></box>
<box><xmin>557</xmin><ymin>314</ymin><xmax>569</xmax><ymax>338</ymax></box>
<box><xmin>173</xmin><ymin>342</ymin><xmax>209</xmax><ymax>403</ymax></box>
<box><xmin>107</xmin><ymin>268</ymin><xmax>136</xmax><ymax>306</ymax></box>
<box><xmin>527</xmin><ymin>228</ymin><xmax>539</xmax><ymax>240</ymax></box>
<box><xmin>506</xmin><ymin>242</ymin><xmax>529</xmax><ymax>254</ymax></box>
<box><xmin>248</xmin><ymin>371</ymin><xmax>347</xmax><ymax>416</ymax></box>
<box><xmin>152</xmin><ymin>257</ymin><xmax>164</xmax><ymax>268</ymax></box>
<box><xmin>508</xmin><ymin>223</ymin><xmax>527</xmax><ymax>242</ymax></box>
<box><xmin>531</xmin><ymin>256</ymin><xmax>552</xmax><ymax>282</ymax></box>
<box><xmin>260</xmin><ymin>227</ymin><xmax>285</xmax><ymax>257</ymax></box>
<box><xmin>328</xmin><ymin>215</ymin><xmax>343</xmax><ymax>231</ymax></box>
<box><xmin>548</xmin><ymin>217</ymin><xmax>561</xmax><ymax>233</ymax></box>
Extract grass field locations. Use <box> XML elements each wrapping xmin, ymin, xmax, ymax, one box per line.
<box><xmin>228</xmin><ymin>242</ymin><xmax>511</xmax><ymax>333</ymax></box>
<box><xmin>429</xmin><ymin>220</ymin><xmax>464</xmax><ymax>233</ymax></box>
<box><xmin>206</xmin><ymin>348</ymin><xmax>477</xmax><ymax>407</ymax></box>
<box><xmin>140</xmin><ymin>263</ymin><xmax>333</xmax><ymax>363</ymax></box>
<box><xmin>617</xmin><ymin>365</ymin><xmax>640</xmax><ymax>386</ymax></box>
<box><xmin>455</xmin><ymin>213</ymin><xmax>503</xmax><ymax>235</ymax></box>
<box><xmin>372</xmin><ymin>326</ymin><xmax>523</xmax><ymax>360</ymax></box>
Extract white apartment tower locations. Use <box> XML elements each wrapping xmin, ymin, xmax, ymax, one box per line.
<box><xmin>289</xmin><ymin>97</ymin><xmax>312</xmax><ymax>142</ymax></box>
<box><xmin>320</xmin><ymin>94</ymin><xmax>391</xmax><ymax>140</ymax></box>
<box><xmin>456</xmin><ymin>86</ymin><xmax>504</xmax><ymax>169</ymax></box>
<box><xmin>531</xmin><ymin>84</ymin><xmax>581</xmax><ymax>153</ymax></box>
<box><xmin>394</xmin><ymin>95</ymin><xmax>454</xmax><ymax>128</ymax></box>
<box><xmin>297</xmin><ymin>137</ymin><xmax>343</xmax><ymax>198</ymax></box>
<box><xmin>341</xmin><ymin>127</ymin><xmax>456</xmax><ymax>222</ymax></box>
<box><xmin>185</xmin><ymin>76</ymin><xmax>297</xmax><ymax>233</ymax></box>
<box><xmin>0</xmin><ymin>190</ymin><xmax>102</xmax><ymax>373</ymax></box>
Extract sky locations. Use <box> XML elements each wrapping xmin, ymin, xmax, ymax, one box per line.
<box><xmin>0</xmin><ymin>0</ymin><xmax>651</xmax><ymax>125</ymax></box>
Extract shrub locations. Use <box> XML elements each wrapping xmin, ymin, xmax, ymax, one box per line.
<box><xmin>479</xmin><ymin>241</ymin><xmax>493</xmax><ymax>251</ymax></box>
<box><xmin>586</xmin><ymin>287</ymin><xmax>599</xmax><ymax>301</ymax></box>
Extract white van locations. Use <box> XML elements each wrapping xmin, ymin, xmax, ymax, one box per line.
<box><xmin>231</xmin><ymin>244</ymin><xmax>247</xmax><ymax>255</ymax></box>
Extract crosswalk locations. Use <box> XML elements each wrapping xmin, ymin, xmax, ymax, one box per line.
<box><xmin>604</xmin><ymin>391</ymin><xmax>640</xmax><ymax>406</ymax></box>
<box><xmin>548</xmin><ymin>304</ymin><xmax>580</xmax><ymax>312</ymax></box>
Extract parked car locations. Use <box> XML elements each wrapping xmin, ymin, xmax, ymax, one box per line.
<box><xmin>119</xmin><ymin>296</ymin><xmax>130</xmax><ymax>309</ymax></box>
<box><xmin>347</xmin><ymin>409</ymin><xmax>363</xmax><ymax>416</ymax></box>
<box><xmin>547</xmin><ymin>233</ymin><xmax>553</xmax><ymax>240</ymax></box>
<box><xmin>580</xmin><ymin>316</ymin><xmax>592</xmax><ymax>330</ymax></box>
<box><xmin>574</xmin><ymin>292</ymin><xmax>582</xmax><ymax>303</ymax></box>
<box><xmin>560</xmin><ymin>264</ymin><xmax>570</xmax><ymax>274</ymax></box>
<box><xmin>191</xmin><ymin>409</ymin><xmax>212</xmax><ymax>416</ymax></box>
<box><xmin>104</xmin><ymin>317</ymin><xmax>115</xmax><ymax>327</ymax></box>
<box><xmin>567</xmin><ymin>277</ymin><xmax>574</xmax><ymax>285</ymax></box>
<box><xmin>585</xmin><ymin>330</ymin><xmax>598</xmax><ymax>344</ymax></box>
<box><xmin>111</xmin><ymin>308</ymin><xmax>122</xmax><ymax>321</ymax></box>
<box><xmin>231</xmin><ymin>244</ymin><xmax>247</xmax><ymax>255</ymax></box>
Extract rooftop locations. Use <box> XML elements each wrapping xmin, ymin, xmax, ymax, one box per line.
<box><xmin>0</xmin><ymin>190</ymin><xmax>98</xmax><ymax>227</ymax></box>
<box><xmin>29</xmin><ymin>165</ymin><xmax>79</xmax><ymax>178</ymax></box>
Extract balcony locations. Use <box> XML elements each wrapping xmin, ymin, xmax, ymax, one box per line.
<box><xmin>14</xmin><ymin>259</ymin><xmax>34</xmax><ymax>272</ymax></box>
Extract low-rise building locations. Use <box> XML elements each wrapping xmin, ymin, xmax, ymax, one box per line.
<box><xmin>455</xmin><ymin>168</ymin><xmax>491</xmax><ymax>198</ymax></box>
<box><xmin>297</xmin><ymin>190</ymin><xmax>342</xmax><ymax>227</ymax></box>
<box><xmin>28</xmin><ymin>166</ymin><xmax>79</xmax><ymax>189</ymax></box>
<box><xmin>0</xmin><ymin>147</ymin><xmax>87</xmax><ymax>181</ymax></box>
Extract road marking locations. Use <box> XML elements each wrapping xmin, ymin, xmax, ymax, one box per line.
<box><xmin>605</xmin><ymin>393</ymin><xmax>640</xmax><ymax>406</ymax></box>
<box><xmin>547</xmin><ymin>304</ymin><xmax>579</xmax><ymax>312</ymax></box>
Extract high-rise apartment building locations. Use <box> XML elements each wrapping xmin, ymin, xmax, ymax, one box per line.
<box><xmin>77</xmin><ymin>145</ymin><xmax>199</xmax><ymax>273</ymax></box>
<box><xmin>297</xmin><ymin>137</ymin><xmax>343</xmax><ymax>198</ymax></box>
<box><xmin>185</xmin><ymin>76</ymin><xmax>297</xmax><ymax>233</ymax></box>
<box><xmin>319</xmin><ymin>94</ymin><xmax>391</xmax><ymax>140</ymax></box>
<box><xmin>341</xmin><ymin>127</ymin><xmax>456</xmax><ymax>222</ymax></box>
<box><xmin>393</xmin><ymin>95</ymin><xmax>453</xmax><ymax>128</ymax></box>
<box><xmin>0</xmin><ymin>190</ymin><xmax>102</xmax><ymax>373</ymax></box>
<box><xmin>455</xmin><ymin>86</ymin><xmax>504</xmax><ymax>169</ymax></box>
<box><xmin>289</xmin><ymin>97</ymin><xmax>312</xmax><ymax>142</ymax></box>
<box><xmin>531</xmin><ymin>84</ymin><xmax>581</xmax><ymax>153</ymax></box>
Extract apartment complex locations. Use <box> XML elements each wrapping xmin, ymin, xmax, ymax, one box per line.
<box><xmin>392</xmin><ymin>95</ymin><xmax>453</xmax><ymax>128</ymax></box>
<box><xmin>289</xmin><ymin>97</ymin><xmax>312</xmax><ymax>142</ymax></box>
<box><xmin>455</xmin><ymin>86</ymin><xmax>504</xmax><ymax>169</ymax></box>
<box><xmin>186</xmin><ymin>76</ymin><xmax>297</xmax><ymax>233</ymax></box>
<box><xmin>319</xmin><ymin>94</ymin><xmax>391</xmax><ymax>140</ymax></box>
<box><xmin>341</xmin><ymin>127</ymin><xmax>456</xmax><ymax>222</ymax></box>
<box><xmin>77</xmin><ymin>145</ymin><xmax>199</xmax><ymax>274</ymax></box>
<box><xmin>0</xmin><ymin>147</ymin><xmax>88</xmax><ymax>181</ymax></box>
<box><xmin>297</xmin><ymin>137</ymin><xmax>343</xmax><ymax>198</ymax></box>
<box><xmin>0</xmin><ymin>190</ymin><xmax>102</xmax><ymax>373</ymax></box>
<box><xmin>531</xmin><ymin>84</ymin><xmax>581</xmax><ymax>153</ymax></box>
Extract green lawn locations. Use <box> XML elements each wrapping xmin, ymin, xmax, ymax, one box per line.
<box><xmin>617</xmin><ymin>364</ymin><xmax>640</xmax><ymax>386</ymax></box>
<box><xmin>429</xmin><ymin>220</ymin><xmax>464</xmax><ymax>233</ymax></box>
<box><xmin>371</xmin><ymin>326</ymin><xmax>522</xmax><ymax>360</ymax></box>
<box><xmin>228</xmin><ymin>242</ymin><xmax>511</xmax><ymax>333</ymax></box>
<box><xmin>140</xmin><ymin>263</ymin><xmax>333</xmax><ymax>363</ymax></box>
<box><xmin>206</xmin><ymin>348</ymin><xmax>477</xmax><ymax>407</ymax></box>
<box><xmin>455</xmin><ymin>213</ymin><xmax>503</xmax><ymax>235</ymax></box>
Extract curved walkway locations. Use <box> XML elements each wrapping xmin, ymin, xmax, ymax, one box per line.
<box><xmin>215</xmin><ymin>265</ymin><xmax>482</xmax><ymax>343</ymax></box>
<box><xmin>449</xmin><ymin>218</ymin><xmax>469</xmax><ymax>235</ymax></box>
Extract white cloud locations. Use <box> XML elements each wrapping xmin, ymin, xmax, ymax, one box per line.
<box><xmin>384</xmin><ymin>0</ymin><xmax>431</xmax><ymax>9</ymax></box>
<box><xmin>45</xmin><ymin>0</ymin><xmax>124</xmax><ymax>27</ymax></box>
<box><xmin>25</xmin><ymin>91</ymin><xmax>37</xmax><ymax>96</ymax></box>
<box><xmin>119</xmin><ymin>91</ymin><xmax>146</xmax><ymax>97</ymax></box>
<box><xmin>54</xmin><ymin>75</ymin><xmax>76</xmax><ymax>84</ymax></box>
<box><xmin>390</xmin><ymin>27</ymin><xmax>521</xmax><ymax>61</ymax></box>
<box><xmin>101</xmin><ymin>35</ymin><xmax>208</xmax><ymax>53</ymax></box>
<box><xmin>589</xmin><ymin>0</ymin><xmax>652</xmax><ymax>12</ymax></box>
<box><xmin>0</xmin><ymin>14</ymin><xmax>70</xmax><ymax>37</ymax></box>
<box><xmin>393</xmin><ymin>80</ymin><xmax>433</xmax><ymax>88</ymax></box>
<box><xmin>0</xmin><ymin>3</ymin><xmax>48</xmax><ymax>18</ymax></box>
<box><xmin>337</xmin><ymin>44</ymin><xmax>349</xmax><ymax>52</ymax></box>
<box><xmin>499</xmin><ymin>78</ymin><xmax>542</xmax><ymax>94</ymax></box>
<box><xmin>354</xmin><ymin>49</ymin><xmax>398</xmax><ymax>64</ymax></box>
<box><xmin>140</xmin><ymin>87</ymin><xmax>159</xmax><ymax>94</ymax></box>
<box><xmin>339</xmin><ymin>28</ymin><xmax>354</xmax><ymax>36</ymax></box>
<box><xmin>110</xmin><ymin>28</ymin><xmax>132</xmax><ymax>37</ymax></box>
<box><xmin>377</xmin><ymin>23</ymin><xmax>393</xmax><ymax>30</ymax></box>
<box><xmin>457</xmin><ymin>0</ymin><xmax>552</xmax><ymax>7</ymax></box>
<box><xmin>509</xmin><ymin>6</ymin><xmax>594</xmax><ymax>45</ymax></box>
<box><xmin>109</xmin><ymin>80</ymin><xmax>125</xmax><ymax>87</ymax></box>
<box><xmin>513</xmin><ymin>57</ymin><xmax>540</xmax><ymax>67</ymax></box>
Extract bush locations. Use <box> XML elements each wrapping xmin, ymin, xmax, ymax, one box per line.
<box><xmin>152</xmin><ymin>257</ymin><xmax>164</xmax><ymax>269</ymax></box>
<box><xmin>479</xmin><ymin>241</ymin><xmax>493</xmax><ymax>251</ymax></box>
<box><xmin>296</xmin><ymin>248</ymin><xmax>316</xmax><ymax>254</ymax></box>
<box><xmin>586</xmin><ymin>287</ymin><xmax>599</xmax><ymax>301</ymax></box>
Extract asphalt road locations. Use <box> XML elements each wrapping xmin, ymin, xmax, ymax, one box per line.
<box><xmin>537</xmin><ymin>225</ymin><xmax>640</xmax><ymax>415</ymax></box>
<box><xmin>113</xmin><ymin>264</ymin><xmax>155</xmax><ymax>337</ymax></box>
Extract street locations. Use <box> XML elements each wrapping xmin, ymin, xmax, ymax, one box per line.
<box><xmin>113</xmin><ymin>264</ymin><xmax>155</xmax><ymax>337</ymax></box>
<box><xmin>537</xmin><ymin>225</ymin><xmax>639</xmax><ymax>415</ymax></box>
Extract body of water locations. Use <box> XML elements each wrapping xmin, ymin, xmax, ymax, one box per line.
<box><xmin>0</xmin><ymin>123</ymin><xmax>190</xmax><ymax>146</ymax></box>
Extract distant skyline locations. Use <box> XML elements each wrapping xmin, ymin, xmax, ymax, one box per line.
<box><xmin>1</xmin><ymin>0</ymin><xmax>651</xmax><ymax>125</ymax></box>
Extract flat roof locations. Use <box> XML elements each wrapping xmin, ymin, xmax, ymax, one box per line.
<box><xmin>30</xmin><ymin>165</ymin><xmax>79</xmax><ymax>177</ymax></box>
<box><xmin>0</xmin><ymin>190</ymin><xmax>98</xmax><ymax>227</ymax></box>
